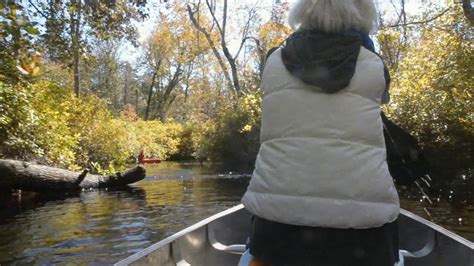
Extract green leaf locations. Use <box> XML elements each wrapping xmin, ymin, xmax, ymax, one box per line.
<box><xmin>25</xmin><ymin>26</ymin><xmax>40</xmax><ymax>35</ymax></box>
<box><xmin>68</xmin><ymin>5</ymin><xmax>76</xmax><ymax>13</ymax></box>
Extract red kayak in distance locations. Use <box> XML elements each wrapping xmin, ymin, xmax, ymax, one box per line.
<box><xmin>140</xmin><ymin>158</ymin><xmax>161</xmax><ymax>164</ymax></box>
<box><xmin>138</xmin><ymin>150</ymin><xmax>161</xmax><ymax>164</ymax></box>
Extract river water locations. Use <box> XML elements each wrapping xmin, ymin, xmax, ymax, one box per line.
<box><xmin>0</xmin><ymin>162</ymin><xmax>472</xmax><ymax>265</ymax></box>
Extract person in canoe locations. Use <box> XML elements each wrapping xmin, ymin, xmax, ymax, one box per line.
<box><xmin>241</xmin><ymin>0</ymin><xmax>401</xmax><ymax>265</ymax></box>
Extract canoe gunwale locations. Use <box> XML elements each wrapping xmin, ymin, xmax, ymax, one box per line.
<box><xmin>115</xmin><ymin>205</ymin><xmax>474</xmax><ymax>266</ymax></box>
<box><xmin>399</xmin><ymin>209</ymin><xmax>474</xmax><ymax>249</ymax></box>
<box><xmin>114</xmin><ymin>205</ymin><xmax>246</xmax><ymax>266</ymax></box>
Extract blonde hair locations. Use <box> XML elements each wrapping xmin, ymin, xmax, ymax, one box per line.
<box><xmin>288</xmin><ymin>0</ymin><xmax>377</xmax><ymax>33</ymax></box>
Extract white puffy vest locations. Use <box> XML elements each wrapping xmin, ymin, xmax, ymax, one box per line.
<box><xmin>241</xmin><ymin>47</ymin><xmax>400</xmax><ymax>229</ymax></box>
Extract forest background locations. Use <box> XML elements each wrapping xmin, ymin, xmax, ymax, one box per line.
<box><xmin>0</xmin><ymin>0</ymin><xmax>472</xmax><ymax>200</ymax></box>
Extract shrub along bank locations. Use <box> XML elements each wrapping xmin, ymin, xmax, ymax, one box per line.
<box><xmin>0</xmin><ymin>80</ymin><xmax>262</xmax><ymax>174</ymax></box>
<box><xmin>1</xmin><ymin>80</ymin><xmax>182</xmax><ymax>174</ymax></box>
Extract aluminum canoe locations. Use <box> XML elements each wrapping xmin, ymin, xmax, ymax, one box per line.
<box><xmin>115</xmin><ymin>204</ymin><xmax>474</xmax><ymax>266</ymax></box>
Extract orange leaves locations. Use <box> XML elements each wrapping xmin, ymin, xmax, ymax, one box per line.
<box><xmin>17</xmin><ymin>52</ymin><xmax>42</xmax><ymax>76</ymax></box>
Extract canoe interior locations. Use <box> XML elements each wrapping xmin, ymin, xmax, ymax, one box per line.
<box><xmin>116</xmin><ymin>205</ymin><xmax>474</xmax><ymax>266</ymax></box>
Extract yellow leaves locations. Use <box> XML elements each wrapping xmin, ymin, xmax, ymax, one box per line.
<box><xmin>258</xmin><ymin>21</ymin><xmax>291</xmax><ymax>49</ymax></box>
<box><xmin>378</xmin><ymin>29</ymin><xmax>401</xmax><ymax>42</ymax></box>
<box><xmin>27</xmin><ymin>81</ymin><xmax>78</xmax><ymax>167</ymax></box>
<box><xmin>241</xmin><ymin>124</ymin><xmax>253</xmax><ymax>133</ymax></box>
<box><xmin>385</xmin><ymin>6</ymin><xmax>473</xmax><ymax>146</ymax></box>
<box><xmin>148</xmin><ymin>4</ymin><xmax>209</xmax><ymax>66</ymax></box>
<box><xmin>129</xmin><ymin>120</ymin><xmax>186</xmax><ymax>161</ymax></box>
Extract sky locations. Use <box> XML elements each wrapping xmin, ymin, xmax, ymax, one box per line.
<box><xmin>118</xmin><ymin>0</ymin><xmax>433</xmax><ymax>64</ymax></box>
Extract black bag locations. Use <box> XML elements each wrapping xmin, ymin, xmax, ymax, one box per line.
<box><xmin>382</xmin><ymin>112</ymin><xmax>429</xmax><ymax>185</ymax></box>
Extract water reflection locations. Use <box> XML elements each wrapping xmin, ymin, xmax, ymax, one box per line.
<box><xmin>0</xmin><ymin>162</ymin><xmax>471</xmax><ymax>265</ymax></box>
<box><xmin>0</xmin><ymin>163</ymin><xmax>249</xmax><ymax>265</ymax></box>
<box><xmin>0</xmin><ymin>186</ymin><xmax>152</xmax><ymax>264</ymax></box>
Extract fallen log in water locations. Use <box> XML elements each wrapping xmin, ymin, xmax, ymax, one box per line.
<box><xmin>0</xmin><ymin>159</ymin><xmax>146</xmax><ymax>192</ymax></box>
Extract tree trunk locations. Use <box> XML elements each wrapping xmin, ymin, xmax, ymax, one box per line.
<box><xmin>145</xmin><ymin>71</ymin><xmax>158</xmax><ymax>121</ymax></box>
<box><xmin>124</xmin><ymin>72</ymin><xmax>129</xmax><ymax>106</ymax></box>
<box><xmin>463</xmin><ymin>0</ymin><xmax>474</xmax><ymax>25</ymax></box>
<box><xmin>135</xmin><ymin>89</ymin><xmax>139</xmax><ymax>112</ymax></box>
<box><xmin>71</xmin><ymin>0</ymin><xmax>82</xmax><ymax>97</ymax></box>
<box><xmin>0</xmin><ymin>159</ymin><xmax>146</xmax><ymax>192</ymax></box>
<box><xmin>155</xmin><ymin>65</ymin><xmax>182</xmax><ymax>121</ymax></box>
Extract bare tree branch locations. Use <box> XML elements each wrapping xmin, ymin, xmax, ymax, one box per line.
<box><xmin>186</xmin><ymin>3</ymin><xmax>234</xmax><ymax>92</ymax></box>
<box><xmin>222</xmin><ymin>0</ymin><xmax>227</xmax><ymax>39</ymax></box>
<box><xmin>205</xmin><ymin>0</ymin><xmax>225</xmax><ymax>39</ymax></box>
<box><xmin>187</xmin><ymin>1</ymin><xmax>242</xmax><ymax>94</ymax></box>
<box><xmin>233</xmin><ymin>5</ymin><xmax>258</xmax><ymax>61</ymax></box>
<box><xmin>27</xmin><ymin>0</ymin><xmax>48</xmax><ymax>19</ymax></box>
<box><xmin>385</xmin><ymin>7</ymin><xmax>452</xmax><ymax>28</ymax></box>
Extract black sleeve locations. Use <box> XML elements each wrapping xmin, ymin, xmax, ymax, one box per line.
<box><xmin>382</xmin><ymin>112</ymin><xmax>429</xmax><ymax>186</ymax></box>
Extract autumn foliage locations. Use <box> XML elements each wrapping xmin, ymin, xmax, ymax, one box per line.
<box><xmin>0</xmin><ymin>1</ymin><xmax>472</xmax><ymax>186</ymax></box>
<box><xmin>378</xmin><ymin>4</ymin><xmax>473</xmax><ymax>189</ymax></box>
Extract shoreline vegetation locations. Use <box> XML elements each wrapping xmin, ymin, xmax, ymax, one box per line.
<box><xmin>0</xmin><ymin>2</ymin><xmax>472</xmax><ymax>203</ymax></box>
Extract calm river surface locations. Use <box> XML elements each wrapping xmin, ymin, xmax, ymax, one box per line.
<box><xmin>0</xmin><ymin>162</ymin><xmax>472</xmax><ymax>265</ymax></box>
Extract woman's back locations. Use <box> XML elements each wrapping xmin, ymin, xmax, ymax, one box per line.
<box><xmin>242</xmin><ymin>33</ymin><xmax>399</xmax><ymax>229</ymax></box>
<box><xmin>241</xmin><ymin>1</ymin><xmax>401</xmax><ymax>265</ymax></box>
